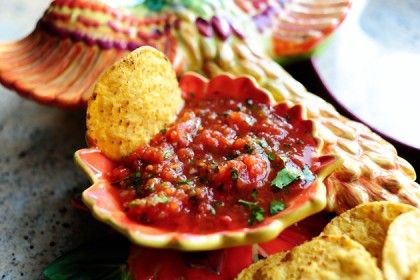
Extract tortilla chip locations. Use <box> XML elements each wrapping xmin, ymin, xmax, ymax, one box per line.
<box><xmin>383</xmin><ymin>210</ymin><xmax>420</xmax><ymax>280</ymax></box>
<box><xmin>322</xmin><ymin>201</ymin><xmax>416</xmax><ymax>265</ymax></box>
<box><xmin>235</xmin><ymin>252</ymin><xmax>287</xmax><ymax>280</ymax></box>
<box><xmin>407</xmin><ymin>262</ymin><xmax>420</xmax><ymax>280</ymax></box>
<box><xmin>237</xmin><ymin>235</ymin><xmax>383</xmax><ymax>280</ymax></box>
<box><xmin>86</xmin><ymin>46</ymin><xmax>184</xmax><ymax>160</ymax></box>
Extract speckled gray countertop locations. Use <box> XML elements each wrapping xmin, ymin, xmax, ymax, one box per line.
<box><xmin>0</xmin><ymin>2</ymin><xmax>106</xmax><ymax>279</ymax></box>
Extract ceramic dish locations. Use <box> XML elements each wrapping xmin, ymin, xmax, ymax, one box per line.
<box><xmin>76</xmin><ymin>73</ymin><xmax>338</xmax><ymax>251</ymax></box>
<box><xmin>0</xmin><ymin>0</ymin><xmax>351</xmax><ymax>108</ymax></box>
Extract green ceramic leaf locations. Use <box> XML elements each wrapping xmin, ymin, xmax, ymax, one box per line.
<box><xmin>43</xmin><ymin>236</ymin><xmax>131</xmax><ymax>280</ymax></box>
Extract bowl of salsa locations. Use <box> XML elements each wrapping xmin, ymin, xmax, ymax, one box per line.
<box><xmin>77</xmin><ymin>73</ymin><xmax>339</xmax><ymax>250</ymax></box>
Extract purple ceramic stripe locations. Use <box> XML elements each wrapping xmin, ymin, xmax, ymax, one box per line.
<box><xmin>211</xmin><ymin>16</ymin><xmax>231</xmax><ymax>41</ymax></box>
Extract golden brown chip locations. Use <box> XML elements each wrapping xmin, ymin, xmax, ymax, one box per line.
<box><xmin>322</xmin><ymin>201</ymin><xmax>416</xmax><ymax>265</ymax></box>
<box><xmin>383</xmin><ymin>210</ymin><xmax>420</xmax><ymax>280</ymax></box>
<box><xmin>407</xmin><ymin>262</ymin><xmax>420</xmax><ymax>280</ymax></box>
<box><xmin>237</xmin><ymin>235</ymin><xmax>383</xmax><ymax>280</ymax></box>
<box><xmin>86</xmin><ymin>46</ymin><xmax>184</xmax><ymax>160</ymax></box>
<box><xmin>235</xmin><ymin>252</ymin><xmax>287</xmax><ymax>280</ymax></box>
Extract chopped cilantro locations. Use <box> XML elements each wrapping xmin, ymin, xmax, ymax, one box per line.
<box><xmin>244</xmin><ymin>144</ymin><xmax>254</xmax><ymax>154</ymax></box>
<box><xmin>124</xmin><ymin>172</ymin><xmax>142</xmax><ymax>189</ymax></box>
<box><xmin>176</xmin><ymin>180</ymin><xmax>193</xmax><ymax>186</ymax></box>
<box><xmin>163</xmin><ymin>150</ymin><xmax>172</xmax><ymax>159</ymax></box>
<box><xmin>238</xmin><ymin>199</ymin><xmax>258</xmax><ymax>208</ymax></box>
<box><xmin>238</xmin><ymin>199</ymin><xmax>265</xmax><ymax>225</ymax></box>
<box><xmin>255</xmin><ymin>138</ymin><xmax>267</xmax><ymax>148</ymax></box>
<box><xmin>145</xmin><ymin>185</ymin><xmax>156</xmax><ymax>193</ymax></box>
<box><xmin>271</xmin><ymin>163</ymin><xmax>301</xmax><ymax>189</ymax></box>
<box><xmin>145</xmin><ymin>173</ymin><xmax>155</xmax><ymax>179</ymax></box>
<box><xmin>272</xmin><ymin>162</ymin><xmax>316</xmax><ymax>190</ymax></box>
<box><xmin>133</xmin><ymin>172</ymin><xmax>142</xmax><ymax>186</ymax></box>
<box><xmin>127</xmin><ymin>199</ymin><xmax>143</xmax><ymax>208</ymax></box>
<box><xmin>209</xmin><ymin>205</ymin><xmax>216</xmax><ymax>216</ymax></box>
<box><xmin>269</xmin><ymin>200</ymin><xmax>285</xmax><ymax>215</ymax></box>
<box><xmin>248</xmin><ymin>206</ymin><xmax>265</xmax><ymax>225</ymax></box>
<box><xmin>231</xmin><ymin>169</ymin><xmax>239</xmax><ymax>180</ymax></box>
<box><xmin>301</xmin><ymin>165</ymin><xmax>315</xmax><ymax>184</ymax></box>
<box><xmin>152</xmin><ymin>195</ymin><xmax>169</xmax><ymax>204</ymax></box>
<box><xmin>251</xmin><ymin>189</ymin><xmax>258</xmax><ymax>199</ymax></box>
<box><xmin>268</xmin><ymin>153</ymin><xmax>275</xmax><ymax>161</ymax></box>
<box><xmin>211</xmin><ymin>161</ymin><xmax>219</xmax><ymax>173</ymax></box>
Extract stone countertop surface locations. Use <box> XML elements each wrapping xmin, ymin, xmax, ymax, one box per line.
<box><xmin>0</xmin><ymin>1</ymin><xmax>107</xmax><ymax>279</ymax></box>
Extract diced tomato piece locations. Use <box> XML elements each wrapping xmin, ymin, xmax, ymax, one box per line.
<box><xmin>108</xmin><ymin>166</ymin><xmax>130</xmax><ymax>183</ymax></box>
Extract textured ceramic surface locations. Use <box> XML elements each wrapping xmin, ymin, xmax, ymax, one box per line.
<box><xmin>314</xmin><ymin>0</ymin><xmax>420</xmax><ymax>150</ymax></box>
<box><xmin>2</xmin><ymin>0</ymin><xmax>417</xmax><ymax>218</ymax></box>
<box><xmin>0</xmin><ymin>0</ymin><xmax>351</xmax><ymax>108</ymax></box>
<box><xmin>1</xmin><ymin>1</ymin><xmax>419</xmax><ymax>278</ymax></box>
<box><xmin>79</xmin><ymin>74</ymin><xmax>339</xmax><ymax>250</ymax></box>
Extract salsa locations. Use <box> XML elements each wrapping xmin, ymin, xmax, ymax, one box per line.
<box><xmin>109</xmin><ymin>97</ymin><xmax>319</xmax><ymax>233</ymax></box>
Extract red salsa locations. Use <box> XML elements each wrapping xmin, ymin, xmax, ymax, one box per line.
<box><xmin>109</xmin><ymin>97</ymin><xmax>319</xmax><ymax>233</ymax></box>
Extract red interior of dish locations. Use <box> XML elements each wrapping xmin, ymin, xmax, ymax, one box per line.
<box><xmin>80</xmin><ymin>74</ymin><xmax>331</xmax><ymax>236</ymax></box>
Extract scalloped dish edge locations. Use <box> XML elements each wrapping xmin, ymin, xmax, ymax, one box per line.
<box><xmin>76</xmin><ymin>73</ymin><xmax>342</xmax><ymax>251</ymax></box>
<box><xmin>77</xmin><ymin>147</ymin><xmax>338</xmax><ymax>251</ymax></box>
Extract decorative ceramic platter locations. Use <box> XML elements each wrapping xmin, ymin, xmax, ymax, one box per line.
<box><xmin>76</xmin><ymin>73</ymin><xmax>339</xmax><ymax>251</ymax></box>
<box><xmin>0</xmin><ymin>0</ymin><xmax>351</xmax><ymax>108</ymax></box>
<box><xmin>1</xmin><ymin>0</ymin><xmax>420</xmax><ymax>279</ymax></box>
